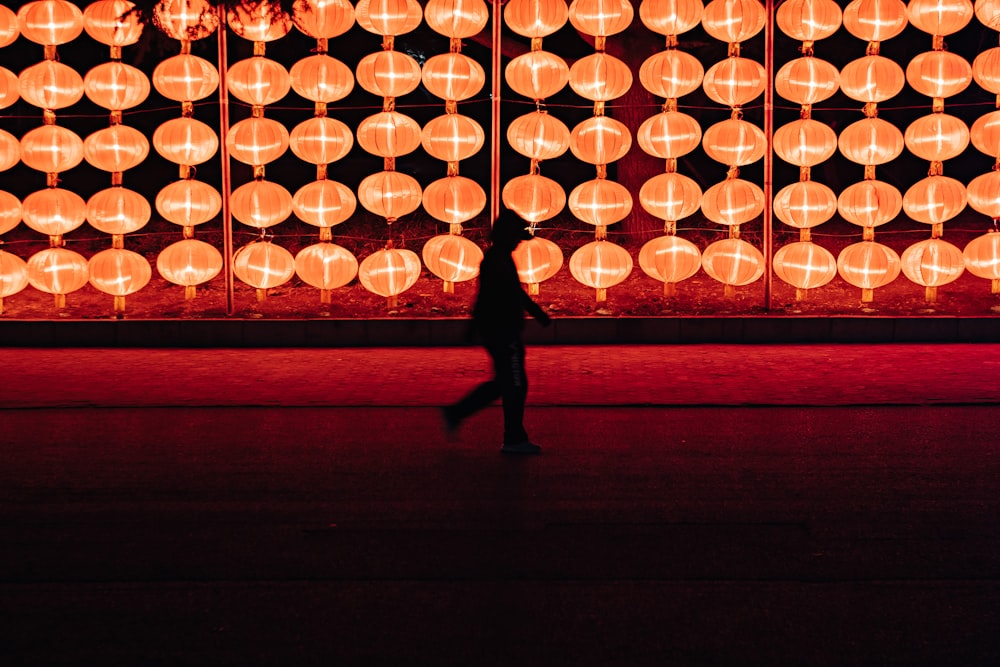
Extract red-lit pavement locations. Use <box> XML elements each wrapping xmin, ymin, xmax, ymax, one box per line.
<box><xmin>1</xmin><ymin>345</ymin><xmax>999</xmax><ymax>666</ymax></box>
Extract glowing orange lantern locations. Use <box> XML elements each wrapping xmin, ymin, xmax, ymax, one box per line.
<box><xmin>294</xmin><ymin>242</ymin><xmax>358</xmax><ymax>294</ymax></box>
<box><xmin>153</xmin><ymin>54</ymin><xmax>219</xmax><ymax>102</ymax></box>
<box><xmin>0</xmin><ymin>250</ymin><xmax>29</xmax><ymax>310</ymax></box>
<box><xmin>292</xmin><ymin>0</ymin><xmax>356</xmax><ymax>39</ymax></box>
<box><xmin>774</xmin><ymin>57</ymin><xmax>840</xmax><ymax>105</ymax></box>
<box><xmin>20</xmin><ymin>125</ymin><xmax>84</xmax><ymax>174</ymax></box>
<box><xmin>227</xmin><ymin>57</ymin><xmax>291</xmax><ymax>107</ymax></box>
<box><xmin>906</xmin><ymin>51</ymin><xmax>972</xmax><ymax>99</ymax></box>
<box><xmin>290</xmin><ymin>54</ymin><xmax>354</xmax><ymax>103</ymax></box>
<box><xmin>231</xmin><ymin>180</ymin><xmax>293</xmax><ymax>228</ymax></box>
<box><xmin>570</xmin><ymin>116</ymin><xmax>631</xmax><ymax>165</ymax></box>
<box><xmin>638</xmin><ymin>235</ymin><xmax>701</xmax><ymax>295</ymax></box>
<box><xmin>0</xmin><ymin>5</ymin><xmax>19</xmax><ymax>48</ymax></box>
<box><xmin>972</xmin><ymin>48</ymin><xmax>1000</xmax><ymax>94</ymax></box>
<box><xmin>357</xmin><ymin>171</ymin><xmax>423</xmax><ymax>222</ymax></box>
<box><xmin>837</xmin><ymin>240</ymin><xmax>900</xmax><ymax>301</ymax></box>
<box><xmin>422</xmin><ymin>176</ymin><xmax>486</xmax><ymax>224</ymax></box>
<box><xmin>228</xmin><ymin>0</ymin><xmax>292</xmax><ymax>41</ymax></box>
<box><xmin>83</xmin><ymin>124</ymin><xmax>149</xmax><ymax>173</ymax></box>
<box><xmin>569</xmin><ymin>240</ymin><xmax>633</xmax><ymax>302</ymax></box>
<box><xmin>22</xmin><ymin>188</ymin><xmax>87</xmax><ymax>236</ymax></box>
<box><xmin>19</xmin><ymin>60</ymin><xmax>84</xmax><ymax>110</ymax></box>
<box><xmin>639</xmin><ymin>172</ymin><xmax>702</xmax><ymax>222</ymax></box>
<box><xmin>963</xmin><ymin>231</ymin><xmax>1000</xmax><ymax>291</ymax></box>
<box><xmin>233</xmin><ymin>241</ymin><xmax>296</xmax><ymax>294</ymax></box>
<box><xmin>904</xmin><ymin>113</ymin><xmax>970</xmax><ymax>162</ymax></box>
<box><xmin>773</xmin><ymin>181</ymin><xmax>837</xmax><ymax>229</ymax></box>
<box><xmin>638</xmin><ymin>50</ymin><xmax>704</xmax><ymax>100</ymax></box>
<box><xmin>701</xmin><ymin>179</ymin><xmax>765</xmax><ymax>226</ymax></box>
<box><xmin>702</xmin><ymin>57</ymin><xmax>766</xmax><ymax>107</ymax></box>
<box><xmin>773</xmin><ymin>118</ymin><xmax>837</xmax><ymax>167</ymax></box>
<box><xmin>289</xmin><ymin>116</ymin><xmax>353</xmax><ymax>165</ymax></box>
<box><xmin>292</xmin><ymin>179</ymin><xmax>356</xmax><ymax>227</ymax></box>
<box><xmin>636</xmin><ymin>111</ymin><xmax>702</xmax><ymax>159</ymax></box>
<box><xmin>842</xmin><ymin>0</ymin><xmax>908</xmax><ymax>42</ymax></box>
<box><xmin>506</xmin><ymin>50</ymin><xmax>570</xmax><ymax>100</ymax></box>
<box><xmin>355</xmin><ymin>50</ymin><xmax>421</xmax><ymax>98</ymax></box>
<box><xmin>421</xmin><ymin>114</ymin><xmax>485</xmax><ymax>163</ymax></box>
<box><xmin>424</xmin><ymin>0</ymin><xmax>489</xmax><ymax>37</ymax></box>
<box><xmin>971</xmin><ymin>110</ymin><xmax>1000</xmax><ymax>157</ymax></box>
<box><xmin>838</xmin><ymin>180</ymin><xmax>903</xmax><ymax>228</ymax></box>
<box><xmin>0</xmin><ymin>67</ymin><xmax>19</xmax><ymax>109</ymax></box>
<box><xmin>902</xmin><ymin>175</ymin><xmax>968</xmax><ymax>225</ymax></box>
<box><xmin>838</xmin><ymin>117</ymin><xmax>904</xmax><ymax>165</ymax></box>
<box><xmin>355</xmin><ymin>0</ymin><xmax>423</xmax><ymax>36</ymax></box>
<box><xmin>156</xmin><ymin>179</ymin><xmax>221</xmax><ymax>226</ymax></box>
<box><xmin>504</xmin><ymin>0</ymin><xmax>569</xmax><ymax>37</ymax></box>
<box><xmin>18</xmin><ymin>0</ymin><xmax>83</xmax><ymax>46</ymax></box>
<box><xmin>83</xmin><ymin>0</ymin><xmax>143</xmax><ymax>47</ymax></box>
<box><xmin>89</xmin><ymin>247</ymin><xmax>151</xmax><ymax>299</ymax></box>
<box><xmin>156</xmin><ymin>238</ymin><xmax>222</xmax><ymax>298</ymax></box>
<box><xmin>0</xmin><ymin>191</ymin><xmax>21</xmax><ymax>235</ymax></box>
<box><xmin>701</xmin><ymin>0</ymin><xmax>766</xmax><ymax>42</ymax></box>
<box><xmin>900</xmin><ymin>237</ymin><xmax>965</xmax><ymax>297</ymax></box>
<box><xmin>507</xmin><ymin>110</ymin><xmax>570</xmax><ymax>160</ymax></box>
<box><xmin>569</xmin><ymin>0</ymin><xmax>634</xmax><ymax>35</ymax></box>
<box><xmin>967</xmin><ymin>171</ymin><xmax>1000</xmax><ymax>218</ymax></box>
<box><xmin>701</xmin><ymin>237</ymin><xmax>764</xmax><ymax>292</ymax></box>
<box><xmin>639</xmin><ymin>0</ymin><xmax>704</xmax><ymax>35</ymax></box>
<box><xmin>907</xmin><ymin>0</ymin><xmax>974</xmax><ymax>35</ymax></box>
<box><xmin>702</xmin><ymin>118</ymin><xmax>767</xmax><ymax>166</ymax></box>
<box><xmin>153</xmin><ymin>117</ymin><xmax>218</xmax><ymax>166</ymax></box>
<box><xmin>86</xmin><ymin>187</ymin><xmax>151</xmax><ymax>234</ymax></box>
<box><xmin>839</xmin><ymin>55</ymin><xmax>905</xmax><ymax>103</ymax></box>
<box><xmin>27</xmin><ymin>247</ymin><xmax>89</xmax><ymax>307</ymax></box>
<box><xmin>422</xmin><ymin>53</ymin><xmax>486</xmax><ymax>101</ymax></box>
<box><xmin>776</xmin><ymin>0</ymin><xmax>842</xmax><ymax>41</ymax></box>
<box><xmin>569</xmin><ymin>52</ymin><xmax>633</xmax><ymax>101</ymax></box>
<box><xmin>357</xmin><ymin>111</ymin><xmax>422</xmax><ymax>158</ymax></box>
<box><xmin>358</xmin><ymin>246</ymin><xmax>422</xmax><ymax>306</ymax></box>
<box><xmin>0</xmin><ymin>129</ymin><xmax>20</xmax><ymax>172</ymax></box>
<box><xmin>152</xmin><ymin>0</ymin><xmax>219</xmax><ymax>41</ymax></box>
<box><xmin>422</xmin><ymin>234</ymin><xmax>483</xmax><ymax>292</ymax></box>
<box><xmin>84</xmin><ymin>62</ymin><xmax>150</xmax><ymax>111</ymax></box>
<box><xmin>773</xmin><ymin>241</ymin><xmax>837</xmax><ymax>293</ymax></box>
<box><xmin>513</xmin><ymin>235</ymin><xmax>563</xmax><ymax>293</ymax></box>
<box><xmin>226</xmin><ymin>117</ymin><xmax>289</xmax><ymax>166</ymax></box>
<box><xmin>976</xmin><ymin>0</ymin><xmax>1000</xmax><ymax>28</ymax></box>
<box><xmin>502</xmin><ymin>174</ymin><xmax>566</xmax><ymax>223</ymax></box>
<box><xmin>569</xmin><ymin>179</ymin><xmax>633</xmax><ymax>228</ymax></box>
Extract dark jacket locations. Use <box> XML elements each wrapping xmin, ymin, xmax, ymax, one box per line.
<box><xmin>472</xmin><ymin>245</ymin><xmax>548</xmax><ymax>336</ymax></box>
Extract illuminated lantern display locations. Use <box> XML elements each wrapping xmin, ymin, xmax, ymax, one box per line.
<box><xmin>83</xmin><ymin>0</ymin><xmax>143</xmax><ymax>50</ymax></box>
<box><xmin>421</xmin><ymin>234</ymin><xmax>484</xmax><ymax>293</ymax></box>
<box><xmin>233</xmin><ymin>240</ymin><xmax>296</xmax><ymax>301</ymax></box>
<box><xmin>967</xmin><ymin>170</ymin><xmax>1000</xmax><ymax>219</ymax></box>
<box><xmin>293</xmin><ymin>179</ymin><xmax>356</xmax><ymax>229</ymax></box>
<box><xmin>505</xmin><ymin>46</ymin><xmax>568</xmax><ymax>100</ymax></box>
<box><xmin>513</xmin><ymin>235</ymin><xmax>564</xmax><ymax>294</ymax></box>
<box><xmin>86</xmin><ymin>186</ymin><xmax>151</xmax><ymax>235</ymax></box>
<box><xmin>900</xmin><ymin>237</ymin><xmax>965</xmax><ymax>302</ymax></box>
<box><xmin>17</xmin><ymin>0</ymin><xmax>83</xmax><ymax>49</ymax></box>
<box><xmin>228</xmin><ymin>0</ymin><xmax>292</xmax><ymax>42</ymax></box>
<box><xmin>773</xmin><ymin>180</ymin><xmax>838</xmax><ymax>230</ymax></box>
<box><xmin>230</xmin><ymin>179</ymin><xmax>293</xmax><ymax>229</ymax></box>
<box><xmin>155</xmin><ymin>179</ymin><xmax>222</xmax><ymax>229</ymax></box>
<box><xmin>837</xmin><ymin>241</ymin><xmax>901</xmax><ymax>302</ymax></box>
<box><xmin>27</xmin><ymin>246</ymin><xmax>89</xmax><ymax>309</ymax></box>
<box><xmin>0</xmin><ymin>250</ymin><xmax>29</xmax><ymax>314</ymax></box>
<box><xmin>292</xmin><ymin>0</ymin><xmax>356</xmax><ymax>42</ymax></box>
<box><xmin>0</xmin><ymin>67</ymin><xmax>18</xmax><ymax>109</ymax></box>
<box><xmin>773</xmin><ymin>241</ymin><xmax>837</xmax><ymax>299</ymax></box>
<box><xmin>294</xmin><ymin>242</ymin><xmax>359</xmax><ymax>303</ymax></box>
<box><xmin>357</xmin><ymin>170</ymin><xmax>423</xmax><ymax>222</ymax></box>
<box><xmin>638</xmin><ymin>235</ymin><xmax>701</xmax><ymax>296</ymax></box>
<box><xmin>701</xmin><ymin>238</ymin><xmax>765</xmax><ymax>297</ymax></box>
<box><xmin>88</xmin><ymin>247</ymin><xmax>152</xmax><ymax>315</ymax></box>
<box><xmin>20</xmin><ymin>125</ymin><xmax>84</xmax><ymax>175</ymax></box>
<box><xmin>358</xmin><ymin>246</ymin><xmax>422</xmax><ymax>307</ymax></box>
<box><xmin>502</xmin><ymin>174</ymin><xmax>567</xmax><ymax>223</ymax></box>
<box><xmin>963</xmin><ymin>230</ymin><xmax>1000</xmax><ymax>293</ymax></box>
<box><xmin>0</xmin><ymin>5</ymin><xmax>19</xmax><ymax>48</ymax></box>
<box><xmin>569</xmin><ymin>240</ymin><xmax>634</xmax><ymax>303</ymax></box>
<box><xmin>21</xmin><ymin>187</ymin><xmax>87</xmax><ymax>240</ymax></box>
<box><xmin>152</xmin><ymin>0</ymin><xmax>220</xmax><ymax>41</ymax></box>
<box><xmin>156</xmin><ymin>238</ymin><xmax>223</xmax><ymax>299</ymax></box>
<box><xmin>0</xmin><ymin>191</ymin><xmax>22</xmax><ymax>236</ymax></box>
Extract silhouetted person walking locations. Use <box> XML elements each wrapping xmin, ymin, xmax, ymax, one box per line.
<box><xmin>443</xmin><ymin>213</ymin><xmax>551</xmax><ymax>454</ymax></box>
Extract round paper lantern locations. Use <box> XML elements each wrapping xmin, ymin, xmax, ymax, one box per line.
<box><xmin>775</xmin><ymin>57</ymin><xmax>840</xmax><ymax>105</ymax></box>
<box><xmin>27</xmin><ymin>247</ymin><xmax>88</xmax><ymax>297</ymax></box>
<box><xmin>355</xmin><ymin>50</ymin><xmax>421</xmax><ymax>98</ymax></box>
<box><xmin>502</xmin><ymin>174</ymin><xmax>566</xmax><ymax>223</ymax></box>
<box><xmin>569</xmin><ymin>53</ymin><xmax>633</xmax><ymax>101</ymax></box>
<box><xmin>639</xmin><ymin>0</ymin><xmax>704</xmax><ymax>35</ymax></box>
<box><xmin>638</xmin><ymin>235</ymin><xmax>701</xmax><ymax>287</ymax></box>
<box><xmin>904</xmin><ymin>113</ymin><xmax>969</xmax><ymax>162</ymax></box>
<box><xmin>227</xmin><ymin>0</ymin><xmax>293</xmax><ymax>42</ymax></box>
<box><xmin>83</xmin><ymin>0</ymin><xmax>143</xmax><ymax>46</ymax></box>
<box><xmin>86</xmin><ymin>186</ymin><xmax>151</xmax><ymax>234</ymax></box>
<box><xmin>506</xmin><ymin>50</ymin><xmax>570</xmax><ymax>100</ymax></box>
<box><xmin>226</xmin><ymin>117</ymin><xmax>289</xmax><ymax>166</ymax></box>
<box><xmin>20</xmin><ymin>125</ymin><xmax>84</xmax><ymax>174</ymax></box>
<box><xmin>973</xmin><ymin>47</ymin><xmax>1000</xmax><ymax>94</ymax></box>
<box><xmin>355</xmin><ymin>0</ymin><xmax>423</xmax><ymax>36</ymax></box>
<box><xmin>19</xmin><ymin>60</ymin><xmax>84</xmax><ymax>110</ymax></box>
<box><xmin>976</xmin><ymin>0</ymin><xmax>1000</xmax><ymax>28</ymax></box>
<box><xmin>0</xmin><ymin>250</ymin><xmax>29</xmax><ymax>300</ymax></box>
<box><xmin>358</xmin><ymin>247</ymin><xmax>421</xmax><ymax>300</ymax></box>
<box><xmin>233</xmin><ymin>241</ymin><xmax>295</xmax><ymax>290</ymax></box>
<box><xmin>843</xmin><ymin>0</ymin><xmax>908</xmax><ymax>41</ymax></box>
<box><xmin>83</xmin><ymin>124</ymin><xmax>149</xmax><ymax>172</ymax></box>
<box><xmin>971</xmin><ymin>109</ymin><xmax>1000</xmax><ymax>157</ymax></box>
<box><xmin>701</xmin><ymin>179</ymin><xmax>765</xmax><ymax>226</ymax></box>
<box><xmin>424</xmin><ymin>0</ymin><xmax>489</xmax><ymax>37</ymax></box>
<box><xmin>0</xmin><ymin>5</ymin><xmax>19</xmax><ymax>48</ymax></box>
<box><xmin>569</xmin><ymin>0</ymin><xmax>634</xmax><ymax>35</ymax></box>
<box><xmin>837</xmin><ymin>241</ymin><xmax>901</xmax><ymax>292</ymax></box>
<box><xmin>152</xmin><ymin>0</ymin><xmax>219</xmax><ymax>41</ymax></box>
<box><xmin>513</xmin><ymin>235</ymin><xmax>563</xmax><ymax>289</ymax></box>
<box><xmin>702</xmin><ymin>118</ymin><xmax>767</xmax><ymax>166</ymax></box>
<box><xmin>227</xmin><ymin>57</ymin><xmax>291</xmax><ymax>107</ymax></box>
<box><xmin>289</xmin><ymin>116</ymin><xmax>353</xmax><ymax>164</ymax></box>
<box><xmin>507</xmin><ymin>111</ymin><xmax>570</xmax><ymax>160</ymax></box>
<box><xmin>156</xmin><ymin>238</ymin><xmax>223</xmax><ymax>288</ymax></box>
<box><xmin>292</xmin><ymin>0</ymin><xmax>356</xmax><ymax>39</ymax></box>
<box><xmin>422</xmin><ymin>53</ymin><xmax>486</xmax><ymax>101</ymax></box>
<box><xmin>701</xmin><ymin>0</ymin><xmax>766</xmax><ymax>42</ymax></box>
<box><xmin>963</xmin><ymin>231</ymin><xmax>1000</xmax><ymax>282</ymax></box>
<box><xmin>569</xmin><ymin>240</ymin><xmax>633</xmax><ymax>298</ymax></box>
<box><xmin>0</xmin><ymin>129</ymin><xmax>20</xmax><ymax>172</ymax></box>
<box><xmin>776</xmin><ymin>0</ymin><xmax>842</xmax><ymax>41</ymax></box>
<box><xmin>18</xmin><ymin>0</ymin><xmax>83</xmax><ymax>45</ymax></box>
<box><xmin>902</xmin><ymin>175</ymin><xmax>967</xmax><ymax>224</ymax></box>
<box><xmin>702</xmin><ymin>57</ymin><xmax>766</xmax><ymax>107</ymax></box>
<box><xmin>636</xmin><ymin>111</ymin><xmax>702</xmax><ymax>158</ymax></box>
<box><xmin>357</xmin><ymin>171</ymin><xmax>423</xmax><ymax>221</ymax></box>
<box><xmin>900</xmin><ymin>237</ymin><xmax>964</xmax><ymax>293</ymax></box>
<box><xmin>569</xmin><ymin>179</ymin><xmax>633</xmax><ymax>227</ymax></box>
<box><xmin>773</xmin><ymin>180</ymin><xmax>838</xmax><ymax>228</ymax></box>
<box><xmin>639</xmin><ymin>172</ymin><xmax>702</xmax><ymax>221</ymax></box>
<box><xmin>89</xmin><ymin>248</ymin><xmax>151</xmax><ymax>297</ymax></box>
<box><xmin>292</xmin><ymin>179</ymin><xmax>357</xmax><ymax>227</ymax></box>
<box><xmin>289</xmin><ymin>53</ymin><xmax>354</xmax><ymax>103</ymax></box>
<box><xmin>639</xmin><ymin>50</ymin><xmax>704</xmax><ymax>99</ymax></box>
<box><xmin>773</xmin><ymin>241</ymin><xmax>837</xmax><ymax>290</ymax></box>
<box><xmin>838</xmin><ymin>117</ymin><xmax>904</xmax><ymax>165</ymax></box>
<box><xmin>357</xmin><ymin>111</ymin><xmax>422</xmax><ymax>158</ymax></box>
<box><xmin>570</xmin><ymin>116</ymin><xmax>632</xmax><ymax>165</ymax></box>
<box><xmin>907</xmin><ymin>0</ymin><xmax>974</xmax><ymax>35</ymax></box>
<box><xmin>838</xmin><ymin>180</ymin><xmax>903</xmax><ymax>227</ymax></box>
<box><xmin>906</xmin><ymin>51</ymin><xmax>972</xmax><ymax>99</ymax></box>
<box><xmin>422</xmin><ymin>175</ymin><xmax>486</xmax><ymax>224</ymax></box>
<box><xmin>504</xmin><ymin>0</ymin><xmax>569</xmax><ymax>37</ymax></box>
<box><xmin>153</xmin><ymin>117</ymin><xmax>218</xmax><ymax>166</ymax></box>
<box><xmin>231</xmin><ymin>180</ymin><xmax>293</xmax><ymax>228</ymax></box>
<box><xmin>0</xmin><ymin>191</ymin><xmax>22</xmax><ymax>235</ymax></box>
<box><xmin>153</xmin><ymin>54</ymin><xmax>219</xmax><ymax>102</ymax></box>
<box><xmin>84</xmin><ymin>62</ymin><xmax>150</xmax><ymax>111</ymax></box>
<box><xmin>967</xmin><ymin>170</ymin><xmax>1000</xmax><ymax>217</ymax></box>
<box><xmin>422</xmin><ymin>234</ymin><xmax>483</xmax><ymax>288</ymax></box>
<box><xmin>421</xmin><ymin>114</ymin><xmax>484</xmax><ymax>163</ymax></box>
<box><xmin>773</xmin><ymin>119</ymin><xmax>837</xmax><ymax>167</ymax></box>
<box><xmin>294</xmin><ymin>242</ymin><xmax>358</xmax><ymax>290</ymax></box>
<box><xmin>839</xmin><ymin>55</ymin><xmax>905</xmax><ymax>103</ymax></box>
<box><xmin>0</xmin><ymin>67</ymin><xmax>19</xmax><ymax>110</ymax></box>
<box><xmin>701</xmin><ymin>237</ymin><xmax>764</xmax><ymax>287</ymax></box>
<box><xmin>156</xmin><ymin>179</ymin><xmax>221</xmax><ymax>226</ymax></box>
<box><xmin>22</xmin><ymin>188</ymin><xmax>86</xmax><ymax>236</ymax></box>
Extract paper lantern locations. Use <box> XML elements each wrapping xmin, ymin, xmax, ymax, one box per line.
<box><xmin>0</xmin><ymin>250</ymin><xmax>29</xmax><ymax>301</ymax></box>
<box><xmin>422</xmin><ymin>53</ymin><xmax>486</xmax><ymax>101</ymax></box>
<box><xmin>358</xmin><ymin>247</ymin><xmax>421</xmax><ymax>301</ymax></box>
<box><xmin>84</xmin><ymin>62</ymin><xmax>150</xmax><ymax>111</ymax></box>
<box><xmin>27</xmin><ymin>247</ymin><xmax>89</xmax><ymax>298</ymax></box>
<box><xmin>776</xmin><ymin>0</ymin><xmax>842</xmax><ymax>41</ymax></box>
<box><xmin>504</xmin><ymin>0</ymin><xmax>569</xmax><ymax>37</ymax></box>
<box><xmin>153</xmin><ymin>117</ymin><xmax>218</xmax><ymax>166</ymax></box>
<box><xmin>569</xmin><ymin>240</ymin><xmax>633</xmax><ymax>300</ymax></box>
<box><xmin>227</xmin><ymin>57</ymin><xmax>291</xmax><ymax>107</ymax></box>
<box><xmin>775</xmin><ymin>57</ymin><xmax>840</xmax><ymax>105</ymax></box>
<box><xmin>971</xmin><ymin>110</ymin><xmax>1000</xmax><ymax>157</ymax></box>
<box><xmin>976</xmin><ymin>0</ymin><xmax>1000</xmax><ymax>28</ymax></box>
<box><xmin>837</xmin><ymin>241</ymin><xmax>901</xmax><ymax>295</ymax></box>
<box><xmin>773</xmin><ymin>181</ymin><xmax>837</xmax><ymax>228</ymax></box>
<box><xmin>513</xmin><ymin>235</ymin><xmax>563</xmax><ymax>290</ymax></box>
<box><xmin>701</xmin><ymin>237</ymin><xmax>764</xmax><ymax>287</ymax></box>
<box><xmin>290</xmin><ymin>54</ymin><xmax>354</xmax><ymax>103</ymax></box>
<box><xmin>0</xmin><ymin>129</ymin><xmax>20</xmax><ymax>172</ymax></box>
<box><xmin>153</xmin><ymin>54</ymin><xmax>219</xmax><ymax>102</ymax></box>
<box><xmin>89</xmin><ymin>248</ymin><xmax>151</xmax><ymax>297</ymax></box>
<box><xmin>838</xmin><ymin>117</ymin><xmax>904</xmax><ymax>165</ymax></box>
<box><xmin>568</xmin><ymin>0</ymin><xmax>635</xmax><ymax>36</ymax></box>
<box><xmin>773</xmin><ymin>241</ymin><xmax>837</xmax><ymax>290</ymax></box>
<box><xmin>638</xmin><ymin>235</ymin><xmax>701</xmax><ymax>289</ymax></box>
<box><xmin>972</xmin><ymin>48</ymin><xmax>1000</xmax><ymax>94</ymax></box>
<box><xmin>506</xmin><ymin>50</ymin><xmax>570</xmax><ymax>100</ymax></box>
<box><xmin>838</xmin><ymin>180</ymin><xmax>903</xmax><ymax>227</ymax></box>
<box><xmin>967</xmin><ymin>171</ymin><xmax>1000</xmax><ymax>217</ymax></box>
<box><xmin>702</xmin><ymin>118</ymin><xmax>766</xmax><ymax>166</ymax></box>
<box><xmin>570</xmin><ymin>116</ymin><xmax>631</xmax><ymax>165</ymax></box>
<box><xmin>422</xmin><ymin>175</ymin><xmax>486</xmax><ymax>224</ymax></box>
<box><xmin>289</xmin><ymin>116</ymin><xmax>353</xmax><ymax>165</ymax></box>
<box><xmin>636</xmin><ymin>111</ymin><xmax>702</xmax><ymax>158</ymax></box>
<box><xmin>424</xmin><ymin>0</ymin><xmax>489</xmax><ymax>37</ymax></box>
<box><xmin>357</xmin><ymin>171</ymin><xmax>423</xmax><ymax>221</ymax></box>
<box><xmin>19</xmin><ymin>60</ymin><xmax>84</xmax><ymax>110</ymax></box>
<box><xmin>226</xmin><ymin>117</ymin><xmax>289</xmax><ymax>166</ymax></box>
<box><xmin>502</xmin><ymin>174</ymin><xmax>566</xmax><ymax>223</ymax></box>
<box><xmin>839</xmin><ymin>55</ymin><xmax>905</xmax><ymax>103</ymax></box>
<box><xmin>639</xmin><ymin>0</ymin><xmax>704</xmax><ymax>35</ymax></box>
<box><xmin>83</xmin><ymin>0</ymin><xmax>143</xmax><ymax>46</ymax></box>
<box><xmin>773</xmin><ymin>119</ymin><xmax>837</xmax><ymax>167</ymax></box>
<box><xmin>357</xmin><ymin>111</ymin><xmax>422</xmax><ymax>158</ymax></box>
<box><xmin>227</xmin><ymin>0</ymin><xmax>292</xmax><ymax>42</ymax></box>
<box><xmin>900</xmin><ymin>237</ymin><xmax>965</xmax><ymax>293</ymax></box>
<box><xmin>83</xmin><ymin>124</ymin><xmax>149</xmax><ymax>172</ymax></box>
<box><xmin>639</xmin><ymin>172</ymin><xmax>702</xmax><ymax>221</ymax></box>
<box><xmin>152</xmin><ymin>0</ymin><xmax>219</xmax><ymax>41</ymax></box>
<box><xmin>702</xmin><ymin>57</ymin><xmax>766</xmax><ymax>107</ymax></box>
<box><xmin>355</xmin><ymin>0</ymin><xmax>423</xmax><ymax>36</ymax></box>
<box><xmin>0</xmin><ymin>67</ymin><xmax>19</xmax><ymax>109</ymax></box>
<box><xmin>0</xmin><ymin>191</ymin><xmax>21</xmax><ymax>235</ymax></box>
<box><xmin>292</xmin><ymin>0</ymin><xmax>356</xmax><ymax>39</ymax></box>
<box><xmin>22</xmin><ymin>188</ymin><xmax>86</xmax><ymax>236</ymax></box>
<box><xmin>906</xmin><ymin>51</ymin><xmax>972</xmax><ymax>99</ymax></box>
<box><xmin>20</xmin><ymin>125</ymin><xmax>84</xmax><ymax>174</ymax></box>
<box><xmin>17</xmin><ymin>0</ymin><xmax>83</xmax><ymax>45</ymax></box>
<box><xmin>701</xmin><ymin>179</ymin><xmax>765</xmax><ymax>226</ymax></box>
<box><xmin>233</xmin><ymin>241</ymin><xmax>296</xmax><ymax>290</ymax></box>
<box><xmin>292</xmin><ymin>179</ymin><xmax>356</xmax><ymax>227</ymax></box>
<box><xmin>907</xmin><ymin>0</ymin><xmax>974</xmax><ymax>35</ymax></box>
<box><xmin>355</xmin><ymin>50</ymin><xmax>421</xmax><ymax>98</ymax></box>
<box><xmin>904</xmin><ymin>113</ymin><xmax>970</xmax><ymax>162</ymax></box>
<box><xmin>639</xmin><ymin>50</ymin><xmax>704</xmax><ymax>99</ymax></box>
<box><xmin>86</xmin><ymin>186</ymin><xmax>151</xmax><ymax>234</ymax></box>
<box><xmin>507</xmin><ymin>111</ymin><xmax>570</xmax><ymax>160</ymax></box>
<box><xmin>422</xmin><ymin>234</ymin><xmax>483</xmax><ymax>289</ymax></box>
<box><xmin>231</xmin><ymin>180</ymin><xmax>293</xmax><ymax>228</ymax></box>
<box><xmin>842</xmin><ymin>0</ymin><xmax>908</xmax><ymax>41</ymax></box>
<box><xmin>902</xmin><ymin>175</ymin><xmax>967</xmax><ymax>224</ymax></box>
<box><xmin>0</xmin><ymin>5</ymin><xmax>19</xmax><ymax>48</ymax></box>
<box><xmin>295</xmin><ymin>242</ymin><xmax>358</xmax><ymax>290</ymax></box>
<box><xmin>569</xmin><ymin>179</ymin><xmax>633</xmax><ymax>227</ymax></box>
<box><xmin>701</xmin><ymin>0</ymin><xmax>766</xmax><ymax>42</ymax></box>
<box><xmin>568</xmin><ymin>52</ymin><xmax>633</xmax><ymax>102</ymax></box>
<box><xmin>156</xmin><ymin>179</ymin><xmax>221</xmax><ymax>226</ymax></box>
<box><xmin>156</xmin><ymin>238</ymin><xmax>223</xmax><ymax>289</ymax></box>
<box><xmin>963</xmin><ymin>231</ymin><xmax>1000</xmax><ymax>285</ymax></box>
<box><xmin>421</xmin><ymin>114</ymin><xmax>484</xmax><ymax>163</ymax></box>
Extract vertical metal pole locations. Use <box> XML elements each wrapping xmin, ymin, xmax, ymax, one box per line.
<box><xmin>763</xmin><ymin>0</ymin><xmax>775</xmax><ymax>311</ymax></box>
<box><xmin>490</xmin><ymin>0</ymin><xmax>502</xmax><ymax>225</ymax></box>
<box><xmin>217</xmin><ymin>9</ymin><xmax>235</xmax><ymax>316</ymax></box>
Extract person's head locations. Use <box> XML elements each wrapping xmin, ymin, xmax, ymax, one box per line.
<box><xmin>490</xmin><ymin>212</ymin><xmax>532</xmax><ymax>250</ymax></box>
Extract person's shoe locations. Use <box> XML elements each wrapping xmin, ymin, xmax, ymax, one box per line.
<box><xmin>501</xmin><ymin>440</ymin><xmax>541</xmax><ymax>455</ymax></box>
<box><xmin>440</xmin><ymin>406</ymin><xmax>460</xmax><ymax>441</ymax></box>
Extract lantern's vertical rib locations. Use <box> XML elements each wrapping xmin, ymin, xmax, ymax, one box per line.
<box><xmin>763</xmin><ymin>0</ymin><xmax>774</xmax><ymax>311</ymax></box>
<box><xmin>217</xmin><ymin>11</ymin><xmax>235</xmax><ymax>316</ymax></box>
<box><xmin>491</xmin><ymin>0</ymin><xmax>502</xmax><ymax>224</ymax></box>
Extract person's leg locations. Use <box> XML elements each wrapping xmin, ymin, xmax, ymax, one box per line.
<box><xmin>446</xmin><ymin>342</ymin><xmax>504</xmax><ymax>424</ymax></box>
<box><xmin>497</xmin><ymin>337</ymin><xmax>529</xmax><ymax>445</ymax></box>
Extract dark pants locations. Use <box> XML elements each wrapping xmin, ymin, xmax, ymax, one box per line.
<box><xmin>450</xmin><ymin>333</ymin><xmax>529</xmax><ymax>445</ymax></box>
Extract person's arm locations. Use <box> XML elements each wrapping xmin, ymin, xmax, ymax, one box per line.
<box><xmin>519</xmin><ymin>288</ymin><xmax>551</xmax><ymax>325</ymax></box>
